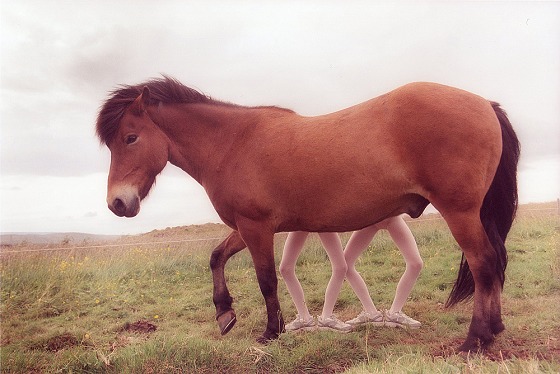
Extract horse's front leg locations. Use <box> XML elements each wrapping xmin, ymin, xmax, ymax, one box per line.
<box><xmin>237</xmin><ymin>223</ymin><xmax>284</xmax><ymax>343</ymax></box>
<box><xmin>209</xmin><ymin>231</ymin><xmax>247</xmax><ymax>335</ymax></box>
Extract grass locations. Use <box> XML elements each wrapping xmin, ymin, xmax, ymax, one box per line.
<box><xmin>1</xmin><ymin>205</ymin><xmax>559</xmax><ymax>373</ymax></box>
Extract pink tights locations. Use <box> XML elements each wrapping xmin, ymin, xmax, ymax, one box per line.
<box><xmin>279</xmin><ymin>216</ymin><xmax>422</xmax><ymax>320</ymax></box>
<box><xmin>345</xmin><ymin>216</ymin><xmax>423</xmax><ymax>314</ymax></box>
<box><xmin>279</xmin><ymin>232</ymin><xmax>346</xmax><ymax>320</ymax></box>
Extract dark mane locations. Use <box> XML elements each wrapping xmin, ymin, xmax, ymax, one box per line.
<box><xmin>96</xmin><ymin>75</ymin><xmax>295</xmax><ymax>145</ymax></box>
<box><xmin>96</xmin><ymin>76</ymin><xmax>216</xmax><ymax>145</ymax></box>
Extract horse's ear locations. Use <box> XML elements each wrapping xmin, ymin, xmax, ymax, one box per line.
<box><xmin>141</xmin><ymin>86</ymin><xmax>150</xmax><ymax>107</ymax></box>
<box><xmin>130</xmin><ymin>86</ymin><xmax>151</xmax><ymax>116</ymax></box>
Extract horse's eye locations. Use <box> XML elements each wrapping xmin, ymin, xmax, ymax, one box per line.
<box><xmin>125</xmin><ymin>135</ymin><xmax>138</xmax><ymax>145</ymax></box>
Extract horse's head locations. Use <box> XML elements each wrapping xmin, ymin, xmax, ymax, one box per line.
<box><xmin>100</xmin><ymin>87</ymin><xmax>169</xmax><ymax>218</ymax></box>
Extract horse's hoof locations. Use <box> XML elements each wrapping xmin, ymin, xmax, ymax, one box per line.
<box><xmin>256</xmin><ymin>335</ymin><xmax>275</xmax><ymax>345</ymax></box>
<box><xmin>458</xmin><ymin>341</ymin><xmax>478</xmax><ymax>353</ymax></box>
<box><xmin>217</xmin><ymin>310</ymin><xmax>237</xmax><ymax>335</ymax></box>
<box><xmin>256</xmin><ymin>336</ymin><xmax>268</xmax><ymax>344</ymax></box>
<box><xmin>458</xmin><ymin>337</ymin><xmax>489</xmax><ymax>353</ymax></box>
<box><xmin>256</xmin><ymin>331</ymin><xmax>280</xmax><ymax>345</ymax></box>
<box><xmin>491</xmin><ymin>320</ymin><xmax>505</xmax><ymax>335</ymax></box>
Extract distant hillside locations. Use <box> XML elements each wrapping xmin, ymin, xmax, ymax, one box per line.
<box><xmin>0</xmin><ymin>232</ymin><xmax>121</xmax><ymax>246</ymax></box>
<box><xmin>1</xmin><ymin>201</ymin><xmax>556</xmax><ymax>247</ymax></box>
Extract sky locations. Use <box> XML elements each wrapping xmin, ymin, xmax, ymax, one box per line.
<box><xmin>1</xmin><ymin>1</ymin><xmax>559</xmax><ymax>235</ymax></box>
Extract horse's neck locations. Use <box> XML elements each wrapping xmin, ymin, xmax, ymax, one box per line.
<box><xmin>153</xmin><ymin>103</ymin><xmax>258</xmax><ymax>184</ymax></box>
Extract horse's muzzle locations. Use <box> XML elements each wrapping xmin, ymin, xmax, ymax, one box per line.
<box><xmin>107</xmin><ymin>191</ymin><xmax>140</xmax><ymax>218</ymax></box>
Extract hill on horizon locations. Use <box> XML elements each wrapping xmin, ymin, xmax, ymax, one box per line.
<box><xmin>1</xmin><ymin>201</ymin><xmax>556</xmax><ymax>246</ymax></box>
<box><xmin>0</xmin><ymin>232</ymin><xmax>121</xmax><ymax>246</ymax></box>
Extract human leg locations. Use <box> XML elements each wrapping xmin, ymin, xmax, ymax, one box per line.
<box><xmin>279</xmin><ymin>232</ymin><xmax>313</xmax><ymax>328</ymax></box>
<box><xmin>384</xmin><ymin>216</ymin><xmax>423</xmax><ymax>329</ymax></box>
<box><xmin>316</xmin><ymin>232</ymin><xmax>352</xmax><ymax>332</ymax></box>
<box><xmin>317</xmin><ymin>232</ymin><xmax>347</xmax><ymax>318</ymax></box>
<box><xmin>385</xmin><ymin>216</ymin><xmax>423</xmax><ymax>314</ymax></box>
<box><xmin>343</xmin><ymin>224</ymin><xmax>381</xmax><ymax>315</ymax></box>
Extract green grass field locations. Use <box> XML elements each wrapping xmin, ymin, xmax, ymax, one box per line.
<box><xmin>1</xmin><ymin>204</ymin><xmax>559</xmax><ymax>373</ymax></box>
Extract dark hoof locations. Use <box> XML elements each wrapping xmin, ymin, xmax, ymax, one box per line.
<box><xmin>491</xmin><ymin>320</ymin><xmax>505</xmax><ymax>335</ymax></box>
<box><xmin>217</xmin><ymin>310</ymin><xmax>237</xmax><ymax>335</ymax></box>
<box><xmin>458</xmin><ymin>337</ymin><xmax>492</xmax><ymax>353</ymax></box>
<box><xmin>256</xmin><ymin>331</ymin><xmax>280</xmax><ymax>345</ymax></box>
<box><xmin>256</xmin><ymin>335</ymin><xmax>273</xmax><ymax>345</ymax></box>
<box><xmin>256</xmin><ymin>336</ymin><xmax>269</xmax><ymax>345</ymax></box>
<box><xmin>458</xmin><ymin>340</ymin><xmax>479</xmax><ymax>353</ymax></box>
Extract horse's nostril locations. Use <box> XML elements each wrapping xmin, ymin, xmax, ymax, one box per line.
<box><xmin>109</xmin><ymin>193</ymin><xmax>140</xmax><ymax>217</ymax></box>
<box><xmin>113</xmin><ymin>198</ymin><xmax>126</xmax><ymax>215</ymax></box>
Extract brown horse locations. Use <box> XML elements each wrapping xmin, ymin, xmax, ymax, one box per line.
<box><xmin>96</xmin><ymin>76</ymin><xmax>519</xmax><ymax>352</ymax></box>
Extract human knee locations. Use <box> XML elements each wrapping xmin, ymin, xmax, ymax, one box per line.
<box><xmin>345</xmin><ymin>265</ymin><xmax>360</xmax><ymax>279</ymax></box>
<box><xmin>343</xmin><ymin>253</ymin><xmax>357</xmax><ymax>272</ymax></box>
<box><xmin>407</xmin><ymin>257</ymin><xmax>424</xmax><ymax>274</ymax></box>
<box><xmin>343</xmin><ymin>252</ymin><xmax>354</xmax><ymax>266</ymax></box>
<box><xmin>279</xmin><ymin>261</ymin><xmax>295</xmax><ymax>277</ymax></box>
<box><xmin>331</xmin><ymin>261</ymin><xmax>348</xmax><ymax>279</ymax></box>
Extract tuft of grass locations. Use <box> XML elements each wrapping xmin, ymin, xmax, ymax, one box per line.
<box><xmin>1</xmin><ymin>207</ymin><xmax>559</xmax><ymax>372</ymax></box>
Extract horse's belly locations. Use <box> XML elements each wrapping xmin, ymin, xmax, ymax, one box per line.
<box><xmin>276</xmin><ymin>185</ymin><xmax>427</xmax><ymax>233</ymax></box>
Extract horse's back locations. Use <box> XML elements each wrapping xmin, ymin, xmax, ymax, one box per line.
<box><xmin>214</xmin><ymin>82</ymin><xmax>503</xmax><ymax>231</ymax></box>
<box><xmin>308</xmin><ymin>82</ymin><xmax>502</xmax><ymax>190</ymax></box>
<box><xmin>301</xmin><ymin>82</ymin><xmax>500</xmax><ymax>151</ymax></box>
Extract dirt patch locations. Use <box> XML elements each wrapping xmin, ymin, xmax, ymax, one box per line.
<box><xmin>431</xmin><ymin>338</ymin><xmax>466</xmax><ymax>358</ymax></box>
<box><xmin>485</xmin><ymin>336</ymin><xmax>560</xmax><ymax>362</ymax></box>
<box><xmin>431</xmin><ymin>335</ymin><xmax>560</xmax><ymax>362</ymax></box>
<box><xmin>40</xmin><ymin>333</ymin><xmax>79</xmax><ymax>352</ymax></box>
<box><xmin>1</xmin><ymin>336</ymin><xmax>11</xmax><ymax>347</ymax></box>
<box><xmin>122</xmin><ymin>320</ymin><xmax>157</xmax><ymax>333</ymax></box>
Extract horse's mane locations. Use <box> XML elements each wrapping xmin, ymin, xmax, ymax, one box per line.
<box><xmin>96</xmin><ymin>76</ymin><xmax>219</xmax><ymax>145</ymax></box>
<box><xmin>96</xmin><ymin>75</ymin><xmax>295</xmax><ymax>145</ymax></box>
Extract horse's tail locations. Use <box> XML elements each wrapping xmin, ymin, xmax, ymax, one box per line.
<box><xmin>446</xmin><ymin>102</ymin><xmax>521</xmax><ymax>307</ymax></box>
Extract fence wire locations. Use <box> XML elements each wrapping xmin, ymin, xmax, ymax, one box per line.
<box><xmin>1</xmin><ymin>205</ymin><xmax>557</xmax><ymax>255</ymax></box>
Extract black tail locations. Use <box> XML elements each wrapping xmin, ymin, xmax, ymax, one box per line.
<box><xmin>446</xmin><ymin>102</ymin><xmax>521</xmax><ymax>307</ymax></box>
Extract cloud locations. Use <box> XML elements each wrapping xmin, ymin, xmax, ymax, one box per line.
<box><xmin>0</xmin><ymin>171</ymin><xmax>220</xmax><ymax>234</ymax></box>
<box><xmin>1</xmin><ymin>1</ymin><xmax>559</xmax><ymax>234</ymax></box>
<box><xmin>518</xmin><ymin>157</ymin><xmax>560</xmax><ymax>203</ymax></box>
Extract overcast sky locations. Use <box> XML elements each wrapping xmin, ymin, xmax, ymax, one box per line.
<box><xmin>1</xmin><ymin>1</ymin><xmax>559</xmax><ymax>235</ymax></box>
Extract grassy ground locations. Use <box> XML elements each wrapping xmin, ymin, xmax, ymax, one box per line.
<box><xmin>1</xmin><ymin>204</ymin><xmax>559</xmax><ymax>373</ymax></box>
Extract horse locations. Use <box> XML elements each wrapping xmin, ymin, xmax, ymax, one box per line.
<box><xmin>96</xmin><ymin>76</ymin><xmax>520</xmax><ymax>352</ymax></box>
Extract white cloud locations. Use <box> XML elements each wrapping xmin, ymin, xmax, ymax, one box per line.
<box><xmin>0</xmin><ymin>169</ymin><xmax>220</xmax><ymax>235</ymax></box>
<box><xmin>1</xmin><ymin>1</ymin><xmax>559</xmax><ymax>234</ymax></box>
<box><xmin>518</xmin><ymin>157</ymin><xmax>560</xmax><ymax>204</ymax></box>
